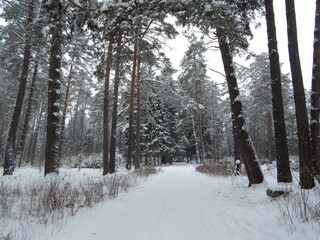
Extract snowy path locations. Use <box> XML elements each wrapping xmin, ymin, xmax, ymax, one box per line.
<box><xmin>44</xmin><ymin>164</ymin><xmax>318</xmax><ymax>240</ymax></box>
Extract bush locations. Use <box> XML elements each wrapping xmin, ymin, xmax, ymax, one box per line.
<box><xmin>276</xmin><ymin>186</ymin><xmax>320</xmax><ymax>230</ymax></box>
<box><xmin>196</xmin><ymin>164</ymin><xmax>233</xmax><ymax>176</ymax></box>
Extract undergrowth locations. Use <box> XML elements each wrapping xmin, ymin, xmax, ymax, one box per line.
<box><xmin>196</xmin><ymin>164</ymin><xmax>233</xmax><ymax>176</ymax></box>
<box><xmin>0</xmin><ymin>166</ymin><xmax>158</xmax><ymax>239</ymax></box>
<box><xmin>276</xmin><ymin>184</ymin><xmax>320</xmax><ymax>232</ymax></box>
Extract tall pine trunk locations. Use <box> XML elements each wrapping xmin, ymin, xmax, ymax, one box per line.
<box><xmin>109</xmin><ymin>32</ymin><xmax>122</xmax><ymax>174</ymax></box>
<box><xmin>134</xmin><ymin>57</ymin><xmax>142</xmax><ymax>169</ymax></box>
<box><xmin>59</xmin><ymin>62</ymin><xmax>73</xmax><ymax>160</ymax></box>
<box><xmin>285</xmin><ymin>0</ymin><xmax>315</xmax><ymax>188</ymax></box>
<box><xmin>17</xmin><ymin>56</ymin><xmax>39</xmax><ymax>167</ymax></box>
<box><xmin>44</xmin><ymin>3</ymin><xmax>62</xmax><ymax>176</ymax></box>
<box><xmin>311</xmin><ymin>0</ymin><xmax>320</xmax><ymax>182</ymax></box>
<box><xmin>127</xmin><ymin>37</ymin><xmax>138</xmax><ymax>170</ymax></box>
<box><xmin>3</xmin><ymin>0</ymin><xmax>34</xmax><ymax>175</ymax></box>
<box><xmin>216</xmin><ymin>28</ymin><xmax>263</xmax><ymax>186</ymax></box>
<box><xmin>103</xmin><ymin>41</ymin><xmax>113</xmax><ymax>175</ymax></box>
<box><xmin>28</xmin><ymin>100</ymin><xmax>45</xmax><ymax>165</ymax></box>
<box><xmin>264</xmin><ymin>0</ymin><xmax>292</xmax><ymax>182</ymax></box>
<box><xmin>232</xmin><ymin>113</ymin><xmax>241</xmax><ymax>162</ymax></box>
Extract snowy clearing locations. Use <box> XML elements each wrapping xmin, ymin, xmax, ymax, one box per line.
<box><xmin>18</xmin><ymin>164</ymin><xmax>319</xmax><ymax>240</ymax></box>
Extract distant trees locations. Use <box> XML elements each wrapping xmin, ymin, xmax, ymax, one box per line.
<box><xmin>178</xmin><ymin>39</ymin><xmax>208</xmax><ymax>164</ymax></box>
<box><xmin>0</xmin><ymin>0</ymin><xmax>317</xmax><ymax>188</ymax></box>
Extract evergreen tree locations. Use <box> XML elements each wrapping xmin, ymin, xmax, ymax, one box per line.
<box><xmin>3</xmin><ymin>0</ymin><xmax>37</xmax><ymax>175</ymax></box>
<box><xmin>264</xmin><ymin>0</ymin><xmax>292</xmax><ymax>183</ymax></box>
<box><xmin>285</xmin><ymin>0</ymin><xmax>315</xmax><ymax>189</ymax></box>
<box><xmin>310</xmin><ymin>0</ymin><xmax>320</xmax><ymax>183</ymax></box>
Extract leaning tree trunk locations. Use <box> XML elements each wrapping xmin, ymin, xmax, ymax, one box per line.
<box><xmin>103</xmin><ymin>41</ymin><xmax>113</xmax><ymax>175</ymax></box>
<box><xmin>127</xmin><ymin>37</ymin><xmax>138</xmax><ymax>170</ymax></box>
<box><xmin>109</xmin><ymin>32</ymin><xmax>122</xmax><ymax>174</ymax></box>
<box><xmin>264</xmin><ymin>0</ymin><xmax>292</xmax><ymax>183</ymax></box>
<box><xmin>310</xmin><ymin>0</ymin><xmax>320</xmax><ymax>183</ymax></box>
<box><xmin>17</xmin><ymin>56</ymin><xmax>39</xmax><ymax>167</ymax></box>
<box><xmin>285</xmin><ymin>0</ymin><xmax>315</xmax><ymax>189</ymax></box>
<box><xmin>3</xmin><ymin>0</ymin><xmax>34</xmax><ymax>175</ymax></box>
<box><xmin>44</xmin><ymin>4</ymin><xmax>62</xmax><ymax>176</ymax></box>
<box><xmin>216</xmin><ymin>28</ymin><xmax>264</xmax><ymax>186</ymax></box>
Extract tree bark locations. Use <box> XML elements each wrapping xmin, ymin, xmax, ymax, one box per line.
<box><xmin>17</xmin><ymin>56</ymin><xmax>39</xmax><ymax>167</ymax></box>
<box><xmin>266</xmin><ymin>111</ymin><xmax>274</xmax><ymax>163</ymax></box>
<box><xmin>59</xmin><ymin>62</ymin><xmax>73</xmax><ymax>160</ymax></box>
<box><xmin>311</xmin><ymin>0</ymin><xmax>320</xmax><ymax>183</ymax></box>
<box><xmin>127</xmin><ymin>37</ymin><xmax>138</xmax><ymax>170</ymax></box>
<box><xmin>265</xmin><ymin>0</ymin><xmax>292</xmax><ymax>183</ymax></box>
<box><xmin>134</xmin><ymin>57</ymin><xmax>141</xmax><ymax>169</ymax></box>
<box><xmin>109</xmin><ymin>32</ymin><xmax>122</xmax><ymax>174</ymax></box>
<box><xmin>3</xmin><ymin>0</ymin><xmax>34</xmax><ymax>175</ymax></box>
<box><xmin>285</xmin><ymin>0</ymin><xmax>314</xmax><ymax>188</ymax></box>
<box><xmin>28</xmin><ymin>100</ymin><xmax>45</xmax><ymax>165</ymax></box>
<box><xmin>44</xmin><ymin>4</ymin><xmax>62</xmax><ymax>176</ymax></box>
<box><xmin>103</xmin><ymin>41</ymin><xmax>113</xmax><ymax>175</ymax></box>
<box><xmin>195</xmin><ymin>79</ymin><xmax>205</xmax><ymax>163</ymax></box>
<box><xmin>216</xmin><ymin>28</ymin><xmax>264</xmax><ymax>186</ymax></box>
<box><xmin>232</xmin><ymin>112</ymin><xmax>241</xmax><ymax>162</ymax></box>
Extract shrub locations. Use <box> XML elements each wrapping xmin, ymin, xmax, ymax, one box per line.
<box><xmin>196</xmin><ymin>164</ymin><xmax>233</xmax><ymax>176</ymax></box>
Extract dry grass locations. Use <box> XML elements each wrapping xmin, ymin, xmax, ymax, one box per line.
<box><xmin>136</xmin><ymin>166</ymin><xmax>159</xmax><ymax>177</ymax></box>
<box><xmin>277</xmin><ymin>186</ymin><xmax>320</xmax><ymax>231</ymax></box>
<box><xmin>0</xmin><ymin>168</ymin><xmax>158</xmax><ymax>239</ymax></box>
<box><xmin>196</xmin><ymin>164</ymin><xmax>233</xmax><ymax>176</ymax></box>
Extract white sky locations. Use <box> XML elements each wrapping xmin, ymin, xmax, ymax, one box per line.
<box><xmin>165</xmin><ymin>1</ymin><xmax>316</xmax><ymax>90</ymax></box>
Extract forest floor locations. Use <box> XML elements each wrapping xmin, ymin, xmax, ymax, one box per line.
<box><xmin>32</xmin><ymin>163</ymin><xmax>319</xmax><ymax>240</ymax></box>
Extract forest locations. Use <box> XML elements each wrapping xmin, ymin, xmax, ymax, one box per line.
<box><xmin>0</xmin><ymin>0</ymin><xmax>319</xmax><ymax>189</ymax></box>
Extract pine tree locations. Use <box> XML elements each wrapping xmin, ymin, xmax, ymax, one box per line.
<box><xmin>217</xmin><ymin>28</ymin><xmax>263</xmax><ymax>185</ymax></box>
<box><xmin>3</xmin><ymin>0</ymin><xmax>36</xmax><ymax>175</ymax></box>
<box><xmin>178</xmin><ymin>39</ymin><xmax>208</xmax><ymax>163</ymax></box>
<box><xmin>285</xmin><ymin>0</ymin><xmax>315</xmax><ymax>189</ymax></box>
<box><xmin>43</xmin><ymin>0</ymin><xmax>63</xmax><ymax>175</ymax></box>
<box><xmin>264</xmin><ymin>0</ymin><xmax>292</xmax><ymax>183</ymax></box>
<box><xmin>310</xmin><ymin>0</ymin><xmax>320</xmax><ymax>183</ymax></box>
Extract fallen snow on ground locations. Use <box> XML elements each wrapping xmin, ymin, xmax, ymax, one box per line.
<box><xmin>23</xmin><ymin>164</ymin><xmax>319</xmax><ymax>240</ymax></box>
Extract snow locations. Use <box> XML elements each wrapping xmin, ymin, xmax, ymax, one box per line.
<box><xmin>1</xmin><ymin>165</ymin><xmax>319</xmax><ymax>240</ymax></box>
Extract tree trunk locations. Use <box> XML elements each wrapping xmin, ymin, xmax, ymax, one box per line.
<box><xmin>266</xmin><ymin>111</ymin><xmax>274</xmax><ymax>163</ymax></box>
<box><xmin>17</xmin><ymin>56</ymin><xmax>39</xmax><ymax>167</ymax></box>
<box><xmin>310</xmin><ymin>0</ymin><xmax>320</xmax><ymax>183</ymax></box>
<box><xmin>59</xmin><ymin>62</ymin><xmax>73</xmax><ymax>160</ymax></box>
<box><xmin>109</xmin><ymin>32</ymin><xmax>123</xmax><ymax>174</ymax></box>
<box><xmin>127</xmin><ymin>37</ymin><xmax>138</xmax><ymax>170</ymax></box>
<box><xmin>195</xmin><ymin>79</ymin><xmax>205</xmax><ymax>163</ymax></box>
<box><xmin>103</xmin><ymin>41</ymin><xmax>113</xmax><ymax>175</ymax></box>
<box><xmin>3</xmin><ymin>0</ymin><xmax>34</xmax><ymax>175</ymax></box>
<box><xmin>216</xmin><ymin>28</ymin><xmax>264</xmax><ymax>186</ymax></box>
<box><xmin>44</xmin><ymin>4</ymin><xmax>62</xmax><ymax>176</ymax></box>
<box><xmin>232</xmin><ymin>112</ymin><xmax>241</xmax><ymax>162</ymax></box>
<box><xmin>134</xmin><ymin>57</ymin><xmax>141</xmax><ymax>169</ymax></box>
<box><xmin>265</xmin><ymin>0</ymin><xmax>292</xmax><ymax>183</ymax></box>
<box><xmin>28</xmin><ymin>100</ymin><xmax>45</xmax><ymax>165</ymax></box>
<box><xmin>285</xmin><ymin>0</ymin><xmax>315</xmax><ymax>188</ymax></box>
<box><xmin>69</xmin><ymin>90</ymin><xmax>82</xmax><ymax>155</ymax></box>
<box><xmin>191</xmin><ymin>115</ymin><xmax>201</xmax><ymax>164</ymax></box>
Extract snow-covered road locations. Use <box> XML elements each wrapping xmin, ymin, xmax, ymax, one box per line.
<box><xmin>44</xmin><ymin>164</ymin><xmax>318</xmax><ymax>240</ymax></box>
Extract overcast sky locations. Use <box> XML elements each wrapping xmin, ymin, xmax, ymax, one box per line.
<box><xmin>165</xmin><ymin>1</ymin><xmax>316</xmax><ymax>90</ymax></box>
